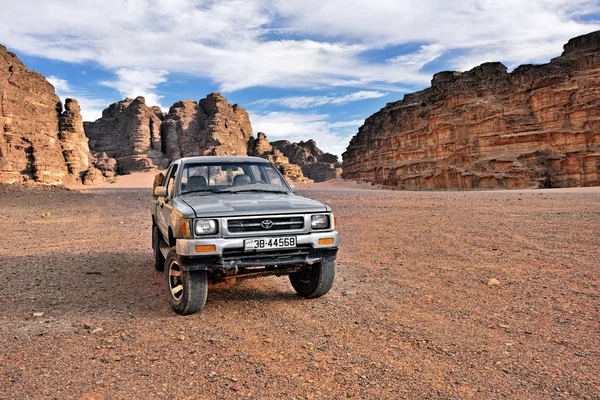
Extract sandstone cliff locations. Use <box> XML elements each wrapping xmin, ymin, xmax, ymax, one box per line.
<box><xmin>342</xmin><ymin>31</ymin><xmax>600</xmax><ymax>189</ymax></box>
<box><xmin>161</xmin><ymin>93</ymin><xmax>252</xmax><ymax>161</ymax></box>
<box><xmin>84</xmin><ymin>96</ymin><xmax>164</xmax><ymax>174</ymax></box>
<box><xmin>85</xmin><ymin>93</ymin><xmax>253</xmax><ymax>174</ymax></box>
<box><xmin>272</xmin><ymin>140</ymin><xmax>342</xmax><ymax>182</ymax></box>
<box><xmin>249</xmin><ymin>132</ymin><xmax>312</xmax><ymax>183</ymax></box>
<box><xmin>0</xmin><ymin>45</ymin><xmax>93</xmax><ymax>184</ymax></box>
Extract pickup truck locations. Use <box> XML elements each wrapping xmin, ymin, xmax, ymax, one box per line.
<box><xmin>151</xmin><ymin>156</ymin><xmax>339</xmax><ymax>314</ymax></box>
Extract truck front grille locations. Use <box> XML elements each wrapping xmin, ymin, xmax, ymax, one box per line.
<box><xmin>227</xmin><ymin>216</ymin><xmax>304</xmax><ymax>233</ymax></box>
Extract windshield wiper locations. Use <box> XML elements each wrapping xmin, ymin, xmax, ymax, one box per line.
<box><xmin>181</xmin><ymin>188</ymin><xmax>217</xmax><ymax>195</ymax></box>
<box><xmin>214</xmin><ymin>188</ymin><xmax>289</xmax><ymax>194</ymax></box>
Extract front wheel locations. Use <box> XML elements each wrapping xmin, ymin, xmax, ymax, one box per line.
<box><xmin>164</xmin><ymin>249</ymin><xmax>208</xmax><ymax>315</ymax></box>
<box><xmin>289</xmin><ymin>259</ymin><xmax>335</xmax><ymax>298</ymax></box>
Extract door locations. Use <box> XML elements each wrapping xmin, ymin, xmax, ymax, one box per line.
<box><xmin>157</xmin><ymin>164</ymin><xmax>178</xmax><ymax>239</ymax></box>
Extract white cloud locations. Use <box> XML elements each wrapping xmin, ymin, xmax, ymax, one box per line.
<box><xmin>47</xmin><ymin>76</ymin><xmax>71</xmax><ymax>92</ymax></box>
<box><xmin>250</xmin><ymin>111</ymin><xmax>361</xmax><ymax>156</ymax></box>
<box><xmin>101</xmin><ymin>68</ymin><xmax>168</xmax><ymax>109</ymax></box>
<box><xmin>254</xmin><ymin>91</ymin><xmax>386</xmax><ymax>109</ymax></box>
<box><xmin>0</xmin><ymin>0</ymin><xmax>598</xmax><ymax>96</ymax></box>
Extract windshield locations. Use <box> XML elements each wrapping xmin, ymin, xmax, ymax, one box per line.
<box><xmin>179</xmin><ymin>161</ymin><xmax>291</xmax><ymax>195</ymax></box>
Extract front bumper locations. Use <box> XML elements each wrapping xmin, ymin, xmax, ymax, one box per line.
<box><xmin>176</xmin><ymin>231</ymin><xmax>339</xmax><ymax>272</ymax></box>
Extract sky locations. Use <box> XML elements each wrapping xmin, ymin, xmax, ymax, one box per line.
<box><xmin>1</xmin><ymin>0</ymin><xmax>599</xmax><ymax>156</ymax></box>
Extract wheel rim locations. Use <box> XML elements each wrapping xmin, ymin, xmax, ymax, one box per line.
<box><xmin>168</xmin><ymin>259</ymin><xmax>184</xmax><ymax>301</ymax></box>
<box><xmin>298</xmin><ymin>266</ymin><xmax>316</xmax><ymax>284</ymax></box>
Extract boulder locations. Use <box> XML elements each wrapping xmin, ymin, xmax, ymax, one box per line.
<box><xmin>82</xmin><ymin>167</ymin><xmax>105</xmax><ymax>185</ymax></box>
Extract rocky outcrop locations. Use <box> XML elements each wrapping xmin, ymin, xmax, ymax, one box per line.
<box><xmin>85</xmin><ymin>92</ymin><xmax>253</xmax><ymax>174</ymax></box>
<box><xmin>342</xmin><ymin>31</ymin><xmax>600</xmax><ymax>189</ymax></box>
<box><xmin>82</xmin><ymin>167</ymin><xmax>105</xmax><ymax>185</ymax></box>
<box><xmin>0</xmin><ymin>45</ymin><xmax>93</xmax><ymax>184</ymax></box>
<box><xmin>58</xmin><ymin>99</ymin><xmax>91</xmax><ymax>178</ymax></box>
<box><xmin>84</xmin><ymin>96</ymin><xmax>164</xmax><ymax>174</ymax></box>
<box><xmin>161</xmin><ymin>93</ymin><xmax>252</xmax><ymax>160</ymax></box>
<box><xmin>249</xmin><ymin>132</ymin><xmax>312</xmax><ymax>183</ymax></box>
<box><xmin>272</xmin><ymin>140</ymin><xmax>342</xmax><ymax>182</ymax></box>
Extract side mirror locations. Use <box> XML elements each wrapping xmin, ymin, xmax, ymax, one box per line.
<box><xmin>290</xmin><ymin>184</ymin><xmax>296</xmax><ymax>193</ymax></box>
<box><xmin>154</xmin><ymin>186</ymin><xmax>167</xmax><ymax>197</ymax></box>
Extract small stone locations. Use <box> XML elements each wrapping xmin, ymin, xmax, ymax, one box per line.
<box><xmin>487</xmin><ymin>278</ymin><xmax>501</xmax><ymax>286</ymax></box>
<box><xmin>231</xmin><ymin>384</ymin><xmax>241</xmax><ymax>391</ymax></box>
<box><xmin>83</xmin><ymin>323</ymin><xmax>92</xmax><ymax>330</ymax></box>
<box><xmin>179</xmin><ymin>335</ymin><xmax>186</xmax><ymax>341</ymax></box>
<box><xmin>33</xmin><ymin>312</ymin><xmax>44</xmax><ymax>318</ymax></box>
<box><xmin>264</xmin><ymin>338</ymin><xmax>274</xmax><ymax>343</ymax></box>
<box><xmin>40</xmin><ymin>212</ymin><xmax>51</xmax><ymax>218</ymax></box>
<box><xmin>91</xmin><ymin>327</ymin><xmax>104</xmax><ymax>334</ymax></box>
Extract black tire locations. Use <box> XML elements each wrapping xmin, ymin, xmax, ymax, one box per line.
<box><xmin>289</xmin><ymin>259</ymin><xmax>335</xmax><ymax>298</ymax></box>
<box><xmin>152</xmin><ymin>225</ymin><xmax>165</xmax><ymax>272</ymax></box>
<box><xmin>164</xmin><ymin>249</ymin><xmax>207</xmax><ymax>315</ymax></box>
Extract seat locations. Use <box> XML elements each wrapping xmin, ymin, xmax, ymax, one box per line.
<box><xmin>186</xmin><ymin>175</ymin><xmax>208</xmax><ymax>191</ymax></box>
<box><xmin>232</xmin><ymin>174</ymin><xmax>252</xmax><ymax>186</ymax></box>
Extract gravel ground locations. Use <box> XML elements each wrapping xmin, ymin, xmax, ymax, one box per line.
<box><xmin>0</xmin><ymin>182</ymin><xmax>599</xmax><ymax>399</ymax></box>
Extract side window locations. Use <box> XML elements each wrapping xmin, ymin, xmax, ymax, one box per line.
<box><xmin>166</xmin><ymin>164</ymin><xmax>178</xmax><ymax>197</ymax></box>
<box><xmin>264</xmin><ymin>166</ymin><xmax>283</xmax><ymax>185</ymax></box>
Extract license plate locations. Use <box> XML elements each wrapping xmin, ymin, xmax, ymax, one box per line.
<box><xmin>244</xmin><ymin>236</ymin><xmax>296</xmax><ymax>251</ymax></box>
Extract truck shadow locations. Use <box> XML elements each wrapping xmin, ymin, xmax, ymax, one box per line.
<box><xmin>0</xmin><ymin>250</ymin><xmax>301</xmax><ymax>319</ymax></box>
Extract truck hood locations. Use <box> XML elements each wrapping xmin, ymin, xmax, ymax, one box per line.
<box><xmin>180</xmin><ymin>192</ymin><xmax>329</xmax><ymax>218</ymax></box>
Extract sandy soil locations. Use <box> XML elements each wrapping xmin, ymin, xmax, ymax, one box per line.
<box><xmin>1</xmin><ymin>178</ymin><xmax>599</xmax><ymax>399</ymax></box>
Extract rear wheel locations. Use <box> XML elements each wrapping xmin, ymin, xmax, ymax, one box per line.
<box><xmin>289</xmin><ymin>259</ymin><xmax>335</xmax><ymax>298</ymax></box>
<box><xmin>164</xmin><ymin>249</ymin><xmax>208</xmax><ymax>315</ymax></box>
<box><xmin>152</xmin><ymin>225</ymin><xmax>165</xmax><ymax>272</ymax></box>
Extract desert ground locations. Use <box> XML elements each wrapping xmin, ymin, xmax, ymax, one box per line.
<box><xmin>0</xmin><ymin>178</ymin><xmax>599</xmax><ymax>399</ymax></box>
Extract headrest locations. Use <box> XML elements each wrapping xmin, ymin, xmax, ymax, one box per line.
<box><xmin>233</xmin><ymin>174</ymin><xmax>252</xmax><ymax>186</ymax></box>
<box><xmin>186</xmin><ymin>175</ymin><xmax>208</xmax><ymax>191</ymax></box>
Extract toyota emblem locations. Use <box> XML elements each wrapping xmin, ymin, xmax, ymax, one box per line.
<box><xmin>261</xmin><ymin>220</ymin><xmax>274</xmax><ymax>229</ymax></box>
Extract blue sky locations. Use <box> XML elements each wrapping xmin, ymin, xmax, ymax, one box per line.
<box><xmin>1</xmin><ymin>0</ymin><xmax>599</xmax><ymax>156</ymax></box>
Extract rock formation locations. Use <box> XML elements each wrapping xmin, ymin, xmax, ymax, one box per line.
<box><xmin>342</xmin><ymin>31</ymin><xmax>600</xmax><ymax>189</ymax></box>
<box><xmin>249</xmin><ymin>132</ymin><xmax>312</xmax><ymax>183</ymax></box>
<box><xmin>0</xmin><ymin>45</ymin><xmax>93</xmax><ymax>184</ymax></box>
<box><xmin>161</xmin><ymin>93</ymin><xmax>252</xmax><ymax>160</ymax></box>
<box><xmin>58</xmin><ymin>99</ymin><xmax>92</xmax><ymax>178</ymax></box>
<box><xmin>272</xmin><ymin>140</ymin><xmax>342</xmax><ymax>182</ymax></box>
<box><xmin>84</xmin><ymin>96</ymin><xmax>164</xmax><ymax>174</ymax></box>
<box><xmin>85</xmin><ymin>93</ymin><xmax>253</xmax><ymax>174</ymax></box>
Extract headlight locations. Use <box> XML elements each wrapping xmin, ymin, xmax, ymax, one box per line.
<box><xmin>195</xmin><ymin>219</ymin><xmax>218</xmax><ymax>235</ymax></box>
<box><xmin>311</xmin><ymin>214</ymin><xmax>330</xmax><ymax>230</ymax></box>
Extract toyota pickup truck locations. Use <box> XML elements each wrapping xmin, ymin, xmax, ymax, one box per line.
<box><xmin>151</xmin><ymin>156</ymin><xmax>339</xmax><ymax>314</ymax></box>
